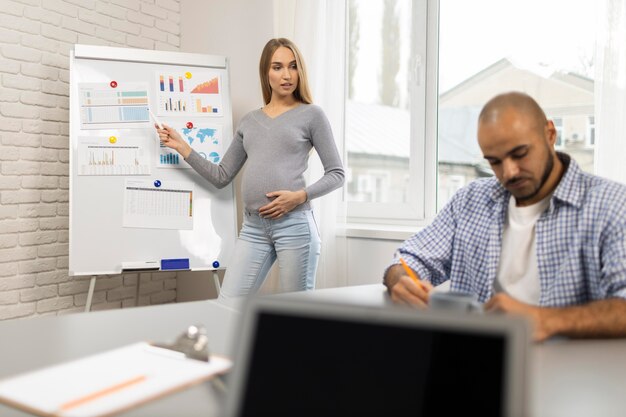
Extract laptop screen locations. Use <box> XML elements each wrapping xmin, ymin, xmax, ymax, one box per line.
<box><xmin>227</xmin><ymin>298</ymin><xmax>528</xmax><ymax>417</ymax></box>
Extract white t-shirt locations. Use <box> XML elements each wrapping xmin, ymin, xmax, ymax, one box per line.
<box><xmin>494</xmin><ymin>194</ymin><xmax>551</xmax><ymax>305</ymax></box>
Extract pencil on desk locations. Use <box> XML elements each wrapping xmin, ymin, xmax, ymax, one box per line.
<box><xmin>399</xmin><ymin>257</ymin><xmax>428</xmax><ymax>292</ymax></box>
<box><xmin>58</xmin><ymin>375</ymin><xmax>147</xmax><ymax>411</ymax></box>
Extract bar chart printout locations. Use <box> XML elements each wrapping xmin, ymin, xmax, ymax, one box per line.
<box><xmin>123</xmin><ymin>179</ymin><xmax>194</xmax><ymax>230</ymax></box>
<box><xmin>79</xmin><ymin>82</ymin><xmax>150</xmax><ymax>129</ymax></box>
<box><xmin>155</xmin><ymin>72</ymin><xmax>223</xmax><ymax>116</ymax></box>
<box><xmin>157</xmin><ymin>141</ymin><xmax>186</xmax><ymax>169</ymax></box>
<box><xmin>160</xmin><ymin>153</ymin><xmax>180</xmax><ymax>165</ymax></box>
<box><xmin>78</xmin><ymin>137</ymin><xmax>150</xmax><ymax>176</ymax></box>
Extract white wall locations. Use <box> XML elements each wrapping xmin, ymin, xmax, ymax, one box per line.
<box><xmin>346</xmin><ymin>237</ymin><xmax>403</xmax><ymax>286</ymax></box>
<box><xmin>0</xmin><ymin>0</ymin><xmax>183</xmax><ymax>319</ymax></box>
<box><xmin>180</xmin><ymin>0</ymin><xmax>272</xmax><ymax>126</ymax></box>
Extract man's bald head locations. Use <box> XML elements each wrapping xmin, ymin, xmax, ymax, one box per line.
<box><xmin>479</xmin><ymin>92</ymin><xmax>548</xmax><ymax>135</ymax></box>
<box><xmin>477</xmin><ymin>91</ymin><xmax>562</xmax><ymax>206</ymax></box>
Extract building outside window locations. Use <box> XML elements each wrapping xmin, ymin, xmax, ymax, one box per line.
<box><xmin>345</xmin><ymin>0</ymin><xmax>596</xmax><ymax>223</ymax></box>
<box><xmin>588</xmin><ymin>115</ymin><xmax>595</xmax><ymax>147</ymax></box>
<box><xmin>345</xmin><ymin>0</ymin><xmax>434</xmax><ymax>223</ymax></box>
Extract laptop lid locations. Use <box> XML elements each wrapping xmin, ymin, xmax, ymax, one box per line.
<box><xmin>224</xmin><ymin>296</ymin><xmax>530</xmax><ymax>417</ymax></box>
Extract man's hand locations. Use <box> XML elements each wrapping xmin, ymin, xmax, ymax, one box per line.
<box><xmin>259</xmin><ymin>190</ymin><xmax>307</xmax><ymax>219</ymax></box>
<box><xmin>485</xmin><ymin>293</ymin><xmax>548</xmax><ymax>341</ymax></box>
<box><xmin>487</xmin><ymin>295</ymin><xmax>626</xmax><ymax>342</ymax></box>
<box><xmin>384</xmin><ymin>264</ymin><xmax>433</xmax><ymax>308</ymax></box>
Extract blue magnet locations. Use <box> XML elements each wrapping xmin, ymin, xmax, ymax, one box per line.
<box><xmin>212</xmin><ymin>261</ymin><xmax>220</xmax><ymax>268</ymax></box>
<box><xmin>154</xmin><ymin>180</ymin><xmax>161</xmax><ymax>187</ymax></box>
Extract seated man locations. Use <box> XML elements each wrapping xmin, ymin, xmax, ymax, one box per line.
<box><xmin>383</xmin><ymin>91</ymin><xmax>626</xmax><ymax>341</ymax></box>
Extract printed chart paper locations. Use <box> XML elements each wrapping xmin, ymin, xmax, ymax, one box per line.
<box><xmin>123</xmin><ymin>179</ymin><xmax>194</xmax><ymax>230</ymax></box>
<box><xmin>78</xmin><ymin>136</ymin><xmax>150</xmax><ymax>176</ymax></box>
<box><xmin>78</xmin><ymin>82</ymin><xmax>150</xmax><ymax>130</ymax></box>
<box><xmin>157</xmin><ymin>120</ymin><xmax>223</xmax><ymax>169</ymax></box>
<box><xmin>155</xmin><ymin>71</ymin><xmax>223</xmax><ymax>117</ymax></box>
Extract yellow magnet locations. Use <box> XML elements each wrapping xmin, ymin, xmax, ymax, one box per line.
<box><xmin>109</xmin><ymin>136</ymin><xmax>117</xmax><ymax>144</ymax></box>
<box><xmin>185</xmin><ymin>71</ymin><xmax>192</xmax><ymax>79</ymax></box>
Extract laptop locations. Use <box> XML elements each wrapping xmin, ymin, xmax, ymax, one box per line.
<box><xmin>223</xmin><ymin>296</ymin><xmax>530</xmax><ymax>417</ymax></box>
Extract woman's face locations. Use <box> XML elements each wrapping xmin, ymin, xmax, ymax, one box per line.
<box><xmin>268</xmin><ymin>46</ymin><xmax>299</xmax><ymax>100</ymax></box>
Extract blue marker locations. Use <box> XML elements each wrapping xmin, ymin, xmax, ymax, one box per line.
<box><xmin>161</xmin><ymin>258</ymin><xmax>190</xmax><ymax>270</ymax></box>
<box><xmin>154</xmin><ymin>180</ymin><xmax>161</xmax><ymax>187</ymax></box>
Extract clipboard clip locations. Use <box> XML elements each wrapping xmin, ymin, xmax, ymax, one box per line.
<box><xmin>153</xmin><ymin>325</ymin><xmax>210</xmax><ymax>362</ymax></box>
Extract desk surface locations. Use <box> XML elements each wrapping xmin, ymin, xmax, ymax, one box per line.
<box><xmin>0</xmin><ymin>284</ymin><xmax>625</xmax><ymax>417</ymax></box>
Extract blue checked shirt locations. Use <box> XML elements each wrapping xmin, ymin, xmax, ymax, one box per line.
<box><xmin>393</xmin><ymin>154</ymin><xmax>626</xmax><ymax>307</ymax></box>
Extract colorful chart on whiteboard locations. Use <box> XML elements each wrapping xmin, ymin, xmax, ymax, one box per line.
<box><xmin>78</xmin><ymin>135</ymin><xmax>151</xmax><ymax>176</ymax></box>
<box><xmin>155</xmin><ymin>71</ymin><xmax>223</xmax><ymax>117</ymax></box>
<box><xmin>78</xmin><ymin>82</ymin><xmax>150</xmax><ymax>129</ymax></box>
<box><xmin>157</xmin><ymin>121</ymin><xmax>223</xmax><ymax>169</ymax></box>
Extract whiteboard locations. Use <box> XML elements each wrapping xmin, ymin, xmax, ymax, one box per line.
<box><xmin>69</xmin><ymin>45</ymin><xmax>237</xmax><ymax>276</ymax></box>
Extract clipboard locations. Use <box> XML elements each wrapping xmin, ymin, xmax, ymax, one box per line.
<box><xmin>0</xmin><ymin>326</ymin><xmax>232</xmax><ymax>417</ymax></box>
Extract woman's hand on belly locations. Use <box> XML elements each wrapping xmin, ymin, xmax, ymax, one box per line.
<box><xmin>259</xmin><ymin>189</ymin><xmax>308</xmax><ymax>218</ymax></box>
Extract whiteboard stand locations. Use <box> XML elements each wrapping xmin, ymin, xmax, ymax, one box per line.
<box><xmin>85</xmin><ymin>276</ymin><xmax>96</xmax><ymax>313</ymax></box>
<box><xmin>212</xmin><ymin>271</ymin><xmax>221</xmax><ymax>296</ymax></box>
<box><xmin>135</xmin><ymin>278</ymin><xmax>141</xmax><ymax>307</ymax></box>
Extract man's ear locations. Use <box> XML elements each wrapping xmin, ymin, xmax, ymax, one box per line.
<box><xmin>545</xmin><ymin>120</ymin><xmax>557</xmax><ymax>147</ymax></box>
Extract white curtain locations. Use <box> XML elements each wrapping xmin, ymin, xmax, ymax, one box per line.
<box><xmin>595</xmin><ymin>0</ymin><xmax>626</xmax><ymax>184</ymax></box>
<box><xmin>273</xmin><ymin>0</ymin><xmax>348</xmax><ymax>289</ymax></box>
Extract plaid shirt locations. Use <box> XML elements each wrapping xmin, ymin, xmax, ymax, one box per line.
<box><xmin>394</xmin><ymin>154</ymin><xmax>626</xmax><ymax>307</ymax></box>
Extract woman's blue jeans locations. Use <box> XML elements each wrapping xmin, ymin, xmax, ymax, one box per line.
<box><xmin>218</xmin><ymin>209</ymin><xmax>321</xmax><ymax>299</ymax></box>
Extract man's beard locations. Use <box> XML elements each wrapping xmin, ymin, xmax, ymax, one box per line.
<box><xmin>514</xmin><ymin>146</ymin><xmax>554</xmax><ymax>203</ymax></box>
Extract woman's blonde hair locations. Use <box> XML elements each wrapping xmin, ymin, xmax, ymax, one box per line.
<box><xmin>259</xmin><ymin>38</ymin><xmax>312</xmax><ymax>105</ymax></box>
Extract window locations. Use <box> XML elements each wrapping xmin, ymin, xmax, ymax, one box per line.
<box><xmin>587</xmin><ymin>116</ymin><xmax>595</xmax><ymax>147</ymax></box>
<box><xmin>553</xmin><ymin>117</ymin><xmax>564</xmax><ymax>148</ymax></box>
<box><xmin>345</xmin><ymin>0</ymin><xmax>437</xmax><ymax>224</ymax></box>
<box><xmin>345</xmin><ymin>0</ymin><xmax>596</xmax><ymax>223</ymax></box>
<box><xmin>353</xmin><ymin>170</ymin><xmax>391</xmax><ymax>203</ymax></box>
<box><xmin>437</xmin><ymin>0</ymin><xmax>596</xmax><ymax>208</ymax></box>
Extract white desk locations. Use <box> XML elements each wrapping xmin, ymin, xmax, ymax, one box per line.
<box><xmin>0</xmin><ymin>299</ymin><xmax>238</xmax><ymax>417</ymax></box>
<box><xmin>0</xmin><ymin>284</ymin><xmax>625</xmax><ymax>417</ymax></box>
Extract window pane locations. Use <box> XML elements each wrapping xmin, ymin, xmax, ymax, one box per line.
<box><xmin>438</xmin><ymin>0</ymin><xmax>596</xmax><ymax>210</ymax></box>
<box><xmin>346</xmin><ymin>0</ymin><xmax>413</xmax><ymax>204</ymax></box>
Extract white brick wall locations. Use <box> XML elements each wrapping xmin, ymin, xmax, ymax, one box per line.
<box><xmin>0</xmin><ymin>0</ymin><xmax>181</xmax><ymax>321</ymax></box>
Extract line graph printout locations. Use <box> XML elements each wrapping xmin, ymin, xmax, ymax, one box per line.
<box><xmin>155</xmin><ymin>71</ymin><xmax>223</xmax><ymax>117</ymax></box>
<box><xmin>79</xmin><ymin>82</ymin><xmax>150</xmax><ymax>129</ymax></box>
<box><xmin>123</xmin><ymin>179</ymin><xmax>194</xmax><ymax>230</ymax></box>
<box><xmin>78</xmin><ymin>136</ymin><xmax>150</xmax><ymax>176</ymax></box>
<box><xmin>157</xmin><ymin>120</ymin><xmax>223</xmax><ymax>169</ymax></box>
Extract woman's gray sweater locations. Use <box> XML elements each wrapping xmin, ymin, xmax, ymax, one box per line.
<box><xmin>184</xmin><ymin>104</ymin><xmax>345</xmax><ymax>212</ymax></box>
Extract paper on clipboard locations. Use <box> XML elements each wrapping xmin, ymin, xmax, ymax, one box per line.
<box><xmin>0</xmin><ymin>342</ymin><xmax>232</xmax><ymax>417</ymax></box>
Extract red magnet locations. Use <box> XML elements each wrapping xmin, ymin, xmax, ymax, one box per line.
<box><xmin>110</xmin><ymin>80</ymin><xmax>118</xmax><ymax>88</ymax></box>
<box><xmin>186</xmin><ymin>121</ymin><xmax>194</xmax><ymax>129</ymax></box>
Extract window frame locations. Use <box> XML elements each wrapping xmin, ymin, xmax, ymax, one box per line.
<box><xmin>344</xmin><ymin>0</ymin><xmax>439</xmax><ymax>226</ymax></box>
<box><xmin>587</xmin><ymin>115</ymin><xmax>595</xmax><ymax>148</ymax></box>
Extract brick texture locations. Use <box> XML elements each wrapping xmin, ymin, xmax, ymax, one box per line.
<box><xmin>0</xmin><ymin>0</ymin><xmax>181</xmax><ymax>320</ymax></box>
